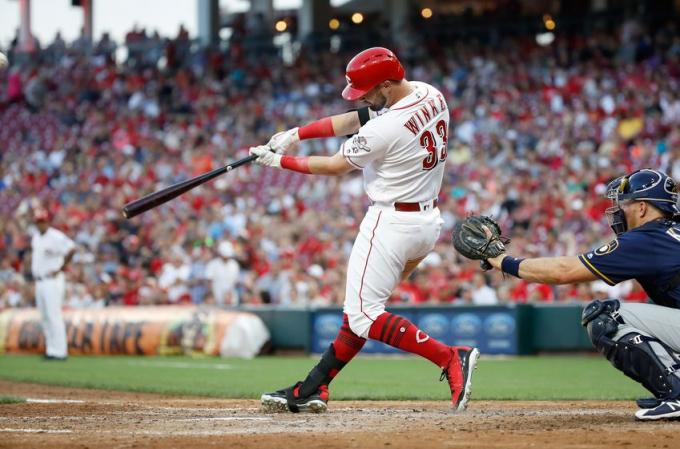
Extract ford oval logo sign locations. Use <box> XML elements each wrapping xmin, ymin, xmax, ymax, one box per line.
<box><xmin>418</xmin><ymin>314</ymin><xmax>449</xmax><ymax>340</ymax></box>
<box><xmin>451</xmin><ymin>314</ymin><xmax>482</xmax><ymax>338</ymax></box>
<box><xmin>315</xmin><ymin>314</ymin><xmax>343</xmax><ymax>338</ymax></box>
<box><xmin>484</xmin><ymin>313</ymin><xmax>516</xmax><ymax>338</ymax></box>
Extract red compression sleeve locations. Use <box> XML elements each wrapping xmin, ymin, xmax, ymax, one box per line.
<box><xmin>298</xmin><ymin>117</ymin><xmax>335</xmax><ymax>140</ymax></box>
<box><xmin>280</xmin><ymin>155</ymin><xmax>312</xmax><ymax>174</ymax></box>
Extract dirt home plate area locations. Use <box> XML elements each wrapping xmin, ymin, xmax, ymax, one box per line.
<box><xmin>0</xmin><ymin>381</ymin><xmax>676</xmax><ymax>449</ymax></box>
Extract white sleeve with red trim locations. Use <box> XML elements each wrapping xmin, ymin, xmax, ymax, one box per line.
<box><xmin>341</xmin><ymin>123</ymin><xmax>389</xmax><ymax>169</ymax></box>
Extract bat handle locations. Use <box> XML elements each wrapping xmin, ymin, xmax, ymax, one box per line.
<box><xmin>226</xmin><ymin>154</ymin><xmax>258</xmax><ymax>171</ymax></box>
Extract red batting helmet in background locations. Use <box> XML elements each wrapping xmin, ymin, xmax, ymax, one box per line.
<box><xmin>34</xmin><ymin>207</ymin><xmax>49</xmax><ymax>221</ymax></box>
<box><xmin>33</xmin><ymin>207</ymin><xmax>50</xmax><ymax>221</ymax></box>
<box><xmin>342</xmin><ymin>47</ymin><xmax>405</xmax><ymax>101</ymax></box>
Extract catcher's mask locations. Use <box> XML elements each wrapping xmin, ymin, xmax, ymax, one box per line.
<box><xmin>605</xmin><ymin>168</ymin><xmax>680</xmax><ymax>235</ymax></box>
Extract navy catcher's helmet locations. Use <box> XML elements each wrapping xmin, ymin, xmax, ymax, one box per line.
<box><xmin>605</xmin><ymin>168</ymin><xmax>680</xmax><ymax>235</ymax></box>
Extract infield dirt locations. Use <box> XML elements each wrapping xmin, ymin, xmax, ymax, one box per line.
<box><xmin>0</xmin><ymin>380</ymin><xmax>675</xmax><ymax>449</ymax></box>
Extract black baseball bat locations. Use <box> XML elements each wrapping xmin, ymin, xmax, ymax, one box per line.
<box><xmin>122</xmin><ymin>154</ymin><xmax>258</xmax><ymax>219</ymax></box>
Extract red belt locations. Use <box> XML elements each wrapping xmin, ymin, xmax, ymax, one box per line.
<box><xmin>35</xmin><ymin>273</ymin><xmax>58</xmax><ymax>281</ymax></box>
<box><xmin>394</xmin><ymin>199</ymin><xmax>438</xmax><ymax>212</ymax></box>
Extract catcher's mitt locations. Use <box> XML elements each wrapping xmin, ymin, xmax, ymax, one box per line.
<box><xmin>452</xmin><ymin>216</ymin><xmax>509</xmax><ymax>264</ymax></box>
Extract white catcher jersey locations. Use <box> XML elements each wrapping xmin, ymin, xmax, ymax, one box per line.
<box><xmin>341</xmin><ymin>81</ymin><xmax>449</xmax><ymax>205</ymax></box>
<box><xmin>31</xmin><ymin>227</ymin><xmax>75</xmax><ymax>278</ymax></box>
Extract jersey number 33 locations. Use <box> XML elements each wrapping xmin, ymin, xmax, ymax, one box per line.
<box><xmin>420</xmin><ymin>119</ymin><xmax>448</xmax><ymax>170</ymax></box>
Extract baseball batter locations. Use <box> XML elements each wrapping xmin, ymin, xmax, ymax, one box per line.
<box><xmin>31</xmin><ymin>208</ymin><xmax>75</xmax><ymax>360</ymax></box>
<box><xmin>251</xmin><ymin>47</ymin><xmax>479</xmax><ymax>413</ymax></box>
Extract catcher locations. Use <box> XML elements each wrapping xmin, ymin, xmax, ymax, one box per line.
<box><xmin>453</xmin><ymin>168</ymin><xmax>680</xmax><ymax>421</ymax></box>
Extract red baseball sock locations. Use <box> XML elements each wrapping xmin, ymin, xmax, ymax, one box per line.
<box><xmin>330</xmin><ymin>314</ymin><xmax>366</xmax><ymax>375</ymax></box>
<box><xmin>368</xmin><ymin>312</ymin><xmax>451</xmax><ymax>368</ymax></box>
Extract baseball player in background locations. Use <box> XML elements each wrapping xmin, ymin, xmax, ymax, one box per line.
<box><xmin>480</xmin><ymin>169</ymin><xmax>680</xmax><ymax>421</ymax></box>
<box><xmin>30</xmin><ymin>208</ymin><xmax>75</xmax><ymax>360</ymax></box>
<box><xmin>251</xmin><ymin>47</ymin><xmax>479</xmax><ymax>413</ymax></box>
<box><xmin>205</xmin><ymin>240</ymin><xmax>240</xmax><ymax>306</ymax></box>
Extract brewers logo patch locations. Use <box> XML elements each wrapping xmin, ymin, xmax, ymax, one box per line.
<box><xmin>594</xmin><ymin>239</ymin><xmax>619</xmax><ymax>256</ymax></box>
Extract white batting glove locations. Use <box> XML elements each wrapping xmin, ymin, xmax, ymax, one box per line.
<box><xmin>249</xmin><ymin>145</ymin><xmax>282</xmax><ymax>168</ymax></box>
<box><xmin>267</xmin><ymin>127</ymin><xmax>300</xmax><ymax>154</ymax></box>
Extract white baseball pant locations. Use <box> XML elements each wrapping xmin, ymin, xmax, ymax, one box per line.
<box><xmin>343</xmin><ymin>204</ymin><xmax>443</xmax><ymax>338</ymax></box>
<box><xmin>35</xmin><ymin>274</ymin><xmax>68</xmax><ymax>358</ymax></box>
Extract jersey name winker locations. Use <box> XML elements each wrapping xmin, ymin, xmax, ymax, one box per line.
<box><xmin>403</xmin><ymin>94</ymin><xmax>447</xmax><ymax>136</ymax></box>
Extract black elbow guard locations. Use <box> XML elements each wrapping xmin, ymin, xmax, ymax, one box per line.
<box><xmin>357</xmin><ymin>106</ymin><xmax>370</xmax><ymax>126</ymax></box>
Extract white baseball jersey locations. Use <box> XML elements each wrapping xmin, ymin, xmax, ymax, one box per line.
<box><xmin>340</xmin><ymin>81</ymin><xmax>449</xmax><ymax>338</ymax></box>
<box><xmin>341</xmin><ymin>81</ymin><xmax>449</xmax><ymax>205</ymax></box>
<box><xmin>31</xmin><ymin>227</ymin><xmax>75</xmax><ymax>279</ymax></box>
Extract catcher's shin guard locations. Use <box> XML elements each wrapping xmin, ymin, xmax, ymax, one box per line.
<box><xmin>601</xmin><ymin>333</ymin><xmax>680</xmax><ymax>399</ymax></box>
<box><xmin>582</xmin><ymin>300</ymin><xmax>621</xmax><ymax>346</ymax></box>
<box><xmin>583</xmin><ymin>300</ymin><xmax>680</xmax><ymax>399</ymax></box>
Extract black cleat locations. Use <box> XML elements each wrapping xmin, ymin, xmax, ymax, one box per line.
<box><xmin>261</xmin><ymin>382</ymin><xmax>329</xmax><ymax>413</ymax></box>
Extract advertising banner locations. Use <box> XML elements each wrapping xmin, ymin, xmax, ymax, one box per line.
<box><xmin>0</xmin><ymin>306</ymin><xmax>269</xmax><ymax>358</ymax></box>
<box><xmin>311</xmin><ymin>306</ymin><xmax>526</xmax><ymax>355</ymax></box>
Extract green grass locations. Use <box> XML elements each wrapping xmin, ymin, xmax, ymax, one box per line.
<box><xmin>0</xmin><ymin>354</ymin><xmax>646</xmax><ymax>401</ymax></box>
<box><xmin>0</xmin><ymin>395</ymin><xmax>25</xmax><ymax>404</ymax></box>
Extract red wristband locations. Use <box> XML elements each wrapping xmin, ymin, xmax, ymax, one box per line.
<box><xmin>280</xmin><ymin>155</ymin><xmax>312</xmax><ymax>174</ymax></box>
<box><xmin>298</xmin><ymin>117</ymin><xmax>335</xmax><ymax>140</ymax></box>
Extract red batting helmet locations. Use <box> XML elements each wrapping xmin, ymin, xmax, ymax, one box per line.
<box><xmin>34</xmin><ymin>208</ymin><xmax>49</xmax><ymax>221</ymax></box>
<box><xmin>342</xmin><ymin>47</ymin><xmax>405</xmax><ymax>101</ymax></box>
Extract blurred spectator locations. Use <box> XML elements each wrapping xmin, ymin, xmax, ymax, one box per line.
<box><xmin>205</xmin><ymin>240</ymin><xmax>240</xmax><ymax>306</ymax></box>
<box><xmin>2</xmin><ymin>19</ymin><xmax>680</xmax><ymax>310</ymax></box>
<box><xmin>471</xmin><ymin>273</ymin><xmax>499</xmax><ymax>305</ymax></box>
<box><xmin>24</xmin><ymin>73</ymin><xmax>47</xmax><ymax>111</ymax></box>
<box><xmin>158</xmin><ymin>251</ymin><xmax>191</xmax><ymax>303</ymax></box>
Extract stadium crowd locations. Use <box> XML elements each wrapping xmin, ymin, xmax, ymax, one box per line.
<box><xmin>1</xmin><ymin>18</ymin><xmax>679</xmax><ymax>310</ymax></box>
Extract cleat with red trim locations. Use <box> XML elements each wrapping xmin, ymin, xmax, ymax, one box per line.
<box><xmin>440</xmin><ymin>346</ymin><xmax>480</xmax><ymax>411</ymax></box>
<box><xmin>261</xmin><ymin>382</ymin><xmax>329</xmax><ymax>413</ymax></box>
